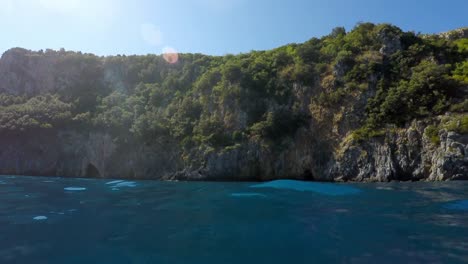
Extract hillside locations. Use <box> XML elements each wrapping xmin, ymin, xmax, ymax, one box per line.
<box><xmin>0</xmin><ymin>23</ymin><xmax>467</xmax><ymax>181</ymax></box>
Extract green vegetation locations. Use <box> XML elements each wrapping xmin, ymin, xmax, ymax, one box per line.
<box><xmin>350</xmin><ymin>126</ymin><xmax>386</xmax><ymax>142</ymax></box>
<box><xmin>250</xmin><ymin>108</ymin><xmax>308</xmax><ymax>142</ymax></box>
<box><xmin>367</xmin><ymin>60</ymin><xmax>459</xmax><ymax>126</ymax></box>
<box><xmin>0</xmin><ymin>23</ymin><xmax>466</xmax><ymax>154</ymax></box>
<box><xmin>425</xmin><ymin>125</ymin><xmax>441</xmax><ymax>145</ymax></box>
<box><xmin>453</xmin><ymin>61</ymin><xmax>468</xmax><ymax>83</ymax></box>
<box><xmin>450</xmin><ymin>99</ymin><xmax>468</xmax><ymax>112</ymax></box>
<box><xmin>442</xmin><ymin>114</ymin><xmax>468</xmax><ymax>134</ymax></box>
<box><xmin>423</xmin><ymin>114</ymin><xmax>468</xmax><ymax>145</ymax></box>
<box><xmin>0</xmin><ymin>94</ymin><xmax>71</xmax><ymax>132</ymax></box>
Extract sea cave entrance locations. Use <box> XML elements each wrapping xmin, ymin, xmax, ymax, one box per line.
<box><xmin>85</xmin><ymin>163</ymin><xmax>101</xmax><ymax>178</ymax></box>
<box><xmin>303</xmin><ymin>169</ymin><xmax>315</xmax><ymax>181</ymax></box>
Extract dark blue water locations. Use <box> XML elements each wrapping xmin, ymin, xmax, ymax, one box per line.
<box><xmin>0</xmin><ymin>176</ymin><xmax>467</xmax><ymax>264</ymax></box>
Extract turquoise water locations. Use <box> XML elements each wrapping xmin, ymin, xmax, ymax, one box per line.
<box><xmin>0</xmin><ymin>176</ymin><xmax>467</xmax><ymax>264</ymax></box>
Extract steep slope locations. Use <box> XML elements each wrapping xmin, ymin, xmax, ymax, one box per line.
<box><xmin>0</xmin><ymin>23</ymin><xmax>466</xmax><ymax>181</ymax></box>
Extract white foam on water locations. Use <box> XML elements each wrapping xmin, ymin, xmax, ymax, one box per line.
<box><xmin>33</xmin><ymin>216</ymin><xmax>47</xmax><ymax>221</ymax></box>
<box><xmin>106</xmin><ymin>180</ymin><xmax>124</xmax><ymax>185</ymax></box>
<box><xmin>113</xmin><ymin>181</ymin><xmax>137</xmax><ymax>188</ymax></box>
<box><xmin>68</xmin><ymin>209</ymin><xmax>77</xmax><ymax>212</ymax></box>
<box><xmin>231</xmin><ymin>193</ymin><xmax>267</xmax><ymax>198</ymax></box>
<box><xmin>251</xmin><ymin>180</ymin><xmax>361</xmax><ymax>196</ymax></box>
<box><xmin>43</xmin><ymin>180</ymin><xmax>55</xmax><ymax>183</ymax></box>
<box><xmin>106</xmin><ymin>181</ymin><xmax>137</xmax><ymax>189</ymax></box>
<box><xmin>334</xmin><ymin>209</ymin><xmax>350</xmax><ymax>213</ymax></box>
<box><xmin>50</xmin><ymin>211</ymin><xmax>65</xmax><ymax>215</ymax></box>
<box><xmin>376</xmin><ymin>187</ymin><xmax>394</xmax><ymax>190</ymax></box>
<box><xmin>64</xmin><ymin>187</ymin><xmax>87</xmax><ymax>191</ymax></box>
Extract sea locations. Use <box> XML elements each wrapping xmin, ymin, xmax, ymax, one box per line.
<box><xmin>0</xmin><ymin>175</ymin><xmax>466</xmax><ymax>263</ymax></box>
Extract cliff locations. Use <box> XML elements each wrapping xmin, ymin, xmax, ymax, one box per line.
<box><xmin>0</xmin><ymin>23</ymin><xmax>466</xmax><ymax>181</ymax></box>
<box><xmin>0</xmin><ymin>130</ymin><xmax>181</xmax><ymax>179</ymax></box>
<box><xmin>331</xmin><ymin>118</ymin><xmax>468</xmax><ymax>181</ymax></box>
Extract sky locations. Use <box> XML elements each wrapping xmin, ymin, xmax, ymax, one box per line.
<box><xmin>0</xmin><ymin>0</ymin><xmax>467</xmax><ymax>56</ymax></box>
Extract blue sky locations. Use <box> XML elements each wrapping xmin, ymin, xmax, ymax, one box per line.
<box><xmin>1</xmin><ymin>0</ymin><xmax>467</xmax><ymax>56</ymax></box>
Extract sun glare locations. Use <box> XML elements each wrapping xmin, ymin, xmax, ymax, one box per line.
<box><xmin>162</xmin><ymin>46</ymin><xmax>179</xmax><ymax>64</ymax></box>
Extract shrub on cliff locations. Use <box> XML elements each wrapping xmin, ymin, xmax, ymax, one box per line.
<box><xmin>0</xmin><ymin>94</ymin><xmax>71</xmax><ymax>132</ymax></box>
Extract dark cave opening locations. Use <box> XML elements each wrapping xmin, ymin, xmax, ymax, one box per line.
<box><xmin>303</xmin><ymin>169</ymin><xmax>315</xmax><ymax>181</ymax></box>
<box><xmin>85</xmin><ymin>163</ymin><xmax>100</xmax><ymax>178</ymax></box>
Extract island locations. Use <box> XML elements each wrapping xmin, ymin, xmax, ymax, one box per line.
<box><xmin>0</xmin><ymin>23</ymin><xmax>466</xmax><ymax>182</ymax></box>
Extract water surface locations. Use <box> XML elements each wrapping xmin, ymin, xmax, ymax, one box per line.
<box><xmin>0</xmin><ymin>176</ymin><xmax>466</xmax><ymax>263</ymax></box>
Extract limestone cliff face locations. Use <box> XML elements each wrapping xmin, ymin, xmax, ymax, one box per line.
<box><xmin>2</xmin><ymin>117</ymin><xmax>465</xmax><ymax>182</ymax></box>
<box><xmin>169</xmin><ymin>127</ymin><xmax>329</xmax><ymax>181</ymax></box>
<box><xmin>0</xmin><ymin>130</ymin><xmax>181</xmax><ymax>179</ymax></box>
<box><xmin>330</xmin><ymin>121</ymin><xmax>468</xmax><ymax>182</ymax></box>
<box><xmin>0</xmin><ymin>48</ymin><xmax>79</xmax><ymax>96</ymax></box>
<box><xmin>438</xmin><ymin>27</ymin><xmax>468</xmax><ymax>40</ymax></box>
<box><xmin>168</xmin><ymin>115</ymin><xmax>468</xmax><ymax>182</ymax></box>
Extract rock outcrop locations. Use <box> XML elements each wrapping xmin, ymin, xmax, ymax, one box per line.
<box><xmin>438</xmin><ymin>27</ymin><xmax>468</xmax><ymax>40</ymax></box>
<box><xmin>330</xmin><ymin>121</ymin><xmax>468</xmax><ymax>182</ymax></box>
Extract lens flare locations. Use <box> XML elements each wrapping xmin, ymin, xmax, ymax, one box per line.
<box><xmin>162</xmin><ymin>46</ymin><xmax>179</xmax><ymax>64</ymax></box>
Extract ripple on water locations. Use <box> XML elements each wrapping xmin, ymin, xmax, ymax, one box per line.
<box><xmin>64</xmin><ymin>187</ymin><xmax>87</xmax><ymax>191</ymax></box>
<box><xmin>376</xmin><ymin>186</ymin><xmax>394</xmax><ymax>190</ymax></box>
<box><xmin>251</xmin><ymin>180</ymin><xmax>361</xmax><ymax>196</ymax></box>
<box><xmin>113</xmin><ymin>181</ymin><xmax>137</xmax><ymax>188</ymax></box>
<box><xmin>334</xmin><ymin>209</ymin><xmax>350</xmax><ymax>213</ymax></box>
<box><xmin>230</xmin><ymin>193</ymin><xmax>267</xmax><ymax>198</ymax></box>
<box><xmin>33</xmin><ymin>216</ymin><xmax>47</xmax><ymax>221</ymax></box>
<box><xmin>445</xmin><ymin>200</ymin><xmax>468</xmax><ymax>211</ymax></box>
<box><xmin>106</xmin><ymin>180</ymin><xmax>124</xmax><ymax>185</ymax></box>
<box><xmin>105</xmin><ymin>181</ymin><xmax>138</xmax><ymax>192</ymax></box>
